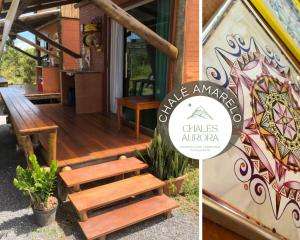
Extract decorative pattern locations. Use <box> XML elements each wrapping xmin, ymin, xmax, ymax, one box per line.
<box><xmin>207</xmin><ymin>34</ymin><xmax>300</xmax><ymax>228</ymax></box>
<box><xmin>252</xmin><ymin>76</ymin><xmax>300</xmax><ymax>171</ymax></box>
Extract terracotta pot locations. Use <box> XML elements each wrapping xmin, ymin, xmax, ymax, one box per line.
<box><xmin>32</xmin><ymin>202</ymin><xmax>58</xmax><ymax>226</ymax></box>
<box><xmin>163</xmin><ymin>175</ymin><xmax>186</xmax><ymax>196</ymax></box>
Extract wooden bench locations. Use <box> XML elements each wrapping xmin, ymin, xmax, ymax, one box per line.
<box><xmin>0</xmin><ymin>88</ymin><xmax>58</xmax><ymax>164</ymax></box>
<box><xmin>0</xmin><ymin>77</ymin><xmax>8</xmax><ymax>87</ymax></box>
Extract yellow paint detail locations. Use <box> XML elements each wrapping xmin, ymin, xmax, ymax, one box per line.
<box><xmin>250</xmin><ymin>0</ymin><xmax>300</xmax><ymax>62</ymax></box>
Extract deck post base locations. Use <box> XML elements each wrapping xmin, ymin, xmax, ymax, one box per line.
<box><xmin>96</xmin><ymin>236</ymin><xmax>106</xmax><ymax>240</ymax></box>
<box><xmin>48</xmin><ymin>131</ymin><xmax>57</xmax><ymax>164</ymax></box>
<box><xmin>20</xmin><ymin>135</ymin><xmax>34</xmax><ymax>163</ymax></box>
<box><xmin>165</xmin><ymin>210</ymin><xmax>172</xmax><ymax>219</ymax></box>
<box><xmin>32</xmin><ymin>135</ymin><xmax>40</xmax><ymax>148</ymax></box>
<box><xmin>73</xmin><ymin>184</ymin><xmax>81</xmax><ymax>192</ymax></box>
<box><xmin>79</xmin><ymin>211</ymin><xmax>88</xmax><ymax>221</ymax></box>
<box><xmin>157</xmin><ymin>187</ymin><xmax>164</xmax><ymax>195</ymax></box>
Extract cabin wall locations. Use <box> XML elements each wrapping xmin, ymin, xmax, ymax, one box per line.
<box><xmin>183</xmin><ymin>0</ymin><xmax>199</xmax><ymax>82</ymax></box>
<box><xmin>80</xmin><ymin>4</ymin><xmax>105</xmax><ymax>72</ymax></box>
<box><xmin>61</xmin><ymin>4</ymin><xmax>80</xmax><ymax>19</ymax></box>
<box><xmin>61</xmin><ymin>18</ymin><xmax>80</xmax><ymax>70</ymax></box>
<box><xmin>38</xmin><ymin>18</ymin><xmax>80</xmax><ymax>70</ymax></box>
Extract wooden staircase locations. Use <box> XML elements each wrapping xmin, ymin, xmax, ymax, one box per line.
<box><xmin>59</xmin><ymin>157</ymin><xmax>179</xmax><ymax>240</ymax></box>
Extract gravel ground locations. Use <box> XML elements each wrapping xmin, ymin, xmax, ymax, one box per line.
<box><xmin>0</xmin><ymin>122</ymin><xmax>199</xmax><ymax>240</ymax></box>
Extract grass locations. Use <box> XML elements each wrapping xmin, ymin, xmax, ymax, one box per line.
<box><xmin>174</xmin><ymin>167</ymin><xmax>199</xmax><ymax>214</ymax></box>
<box><xmin>183</xmin><ymin>168</ymin><xmax>199</xmax><ymax>205</ymax></box>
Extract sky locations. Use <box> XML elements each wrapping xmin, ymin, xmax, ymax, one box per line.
<box><xmin>14</xmin><ymin>31</ymin><xmax>35</xmax><ymax>50</ymax></box>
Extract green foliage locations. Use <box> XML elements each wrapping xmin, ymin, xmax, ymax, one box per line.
<box><xmin>13</xmin><ymin>155</ymin><xmax>58</xmax><ymax>209</ymax></box>
<box><xmin>0</xmin><ymin>47</ymin><xmax>37</xmax><ymax>84</ymax></box>
<box><xmin>137</xmin><ymin>129</ymin><xmax>189</xmax><ymax>180</ymax></box>
<box><xmin>182</xmin><ymin>168</ymin><xmax>199</xmax><ymax>204</ymax></box>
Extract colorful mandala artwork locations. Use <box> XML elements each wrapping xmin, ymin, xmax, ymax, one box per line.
<box><xmin>205</xmin><ymin>34</ymin><xmax>300</xmax><ymax>228</ymax></box>
<box><xmin>252</xmin><ymin>76</ymin><xmax>300</xmax><ymax>172</ymax></box>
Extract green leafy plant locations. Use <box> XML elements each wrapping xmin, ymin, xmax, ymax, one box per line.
<box><xmin>137</xmin><ymin>129</ymin><xmax>189</xmax><ymax>180</ymax></box>
<box><xmin>182</xmin><ymin>168</ymin><xmax>199</xmax><ymax>204</ymax></box>
<box><xmin>13</xmin><ymin>155</ymin><xmax>58</xmax><ymax>210</ymax></box>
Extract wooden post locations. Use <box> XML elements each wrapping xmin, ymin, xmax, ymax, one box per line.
<box><xmin>79</xmin><ymin>211</ymin><xmax>88</xmax><ymax>221</ymax></box>
<box><xmin>90</xmin><ymin>0</ymin><xmax>178</xmax><ymax>59</ymax></box>
<box><xmin>48</xmin><ymin>130</ymin><xmax>57</xmax><ymax>165</ymax></box>
<box><xmin>165</xmin><ymin>211</ymin><xmax>172</xmax><ymax>219</ymax></box>
<box><xmin>35</xmin><ymin>35</ymin><xmax>41</xmax><ymax>65</ymax></box>
<box><xmin>20</xmin><ymin>135</ymin><xmax>34</xmax><ymax>166</ymax></box>
<box><xmin>0</xmin><ymin>0</ymin><xmax>79</xmax><ymax>18</ymax></box>
<box><xmin>116</xmin><ymin>99</ymin><xmax>121</xmax><ymax>130</ymax></box>
<box><xmin>15</xmin><ymin>19</ymin><xmax>81</xmax><ymax>59</ymax></box>
<box><xmin>157</xmin><ymin>187</ymin><xmax>164</xmax><ymax>195</ymax></box>
<box><xmin>135</xmin><ymin>106</ymin><xmax>140</xmax><ymax>138</ymax></box>
<box><xmin>0</xmin><ymin>0</ymin><xmax>4</xmax><ymax>13</ymax></box>
<box><xmin>73</xmin><ymin>184</ymin><xmax>81</xmax><ymax>192</ymax></box>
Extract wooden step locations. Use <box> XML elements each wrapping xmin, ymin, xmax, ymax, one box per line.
<box><xmin>69</xmin><ymin>174</ymin><xmax>165</xmax><ymax>213</ymax></box>
<box><xmin>59</xmin><ymin>157</ymin><xmax>148</xmax><ymax>187</ymax></box>
<box><xmin>79</xmin><ymin>195</ymin><xmax>179</xmax><ymax>240</ymax></box>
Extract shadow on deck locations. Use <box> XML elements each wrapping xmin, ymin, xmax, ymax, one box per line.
<box><xmin>37</xmin><ymin>104</ymin><xmax>151</xmax><ymax>167</ymax></box>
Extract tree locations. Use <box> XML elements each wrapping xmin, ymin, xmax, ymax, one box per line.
<box><xmin>0</xmin><ymin>47</ymin><xmax>37</xmax><ymax>85</ymax></box>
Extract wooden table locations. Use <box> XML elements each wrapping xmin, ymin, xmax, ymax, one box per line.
<box><xmin>116</xmin><ymin>97</ymin><xmax>160</xmax><ymax>138</ymax></box>
<box><xmin>0</xmin><ymin>88</ymin><xmax>58</xmax><ymax>165</ymax></box>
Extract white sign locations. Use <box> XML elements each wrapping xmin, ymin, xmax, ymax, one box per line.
<box><xmin>168</xmin><ymin>96</ymin><xmax>232</xmax><ymax>159</ymax></box>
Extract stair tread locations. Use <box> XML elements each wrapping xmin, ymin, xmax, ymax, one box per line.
<box><xmin>79</xmin><ymin>194</ymin><xmax>179</xmax><ymax>240</ymax></box>
<box><xmin>69</xmin><ymin>173</ymin><xmax>165</xmax><ymax>212</ymax></box>
<box><xmin>59</xmin><ymin>157</ymin><xmax>148</xmax><ymax>187</ymax></box>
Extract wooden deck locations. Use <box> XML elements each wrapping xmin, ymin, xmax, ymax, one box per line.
<box><xmin>9</xmin><ymin>84</ymin><xmax>61</xmax><ymax>101</ymax></box>
<box><xmin>36</xmin><ymin>104</ymin><xmax>151</xmax><ymax>167</ymax></box>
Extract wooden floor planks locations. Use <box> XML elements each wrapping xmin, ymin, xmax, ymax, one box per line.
<box><xmin>79</xmin><ymin>195</ymin><xmax>179</xmax><ymax>240</ymax></box>
<box><xmin>69</xmin><ymin>173</ymin><xmax>165</xmax><ymax>212</ymax></box>
<box><xmin>60</xmin><ymin>157</ymin><xmax>148</xmax><ymax>187</ymax></box>
<box><xmin>36</xmin><ymin>104</ymin><xmax>151</xmax><ymax>167</ymax></box>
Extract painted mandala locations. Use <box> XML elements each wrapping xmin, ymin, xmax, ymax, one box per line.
<box><xmin>252</xmin><ymin>76</ymin><xmax>300</xmax><ymax>171</ymax></box>
<box><xmin>206</xmin><ymin>34</ymin><xmax>300</xmax><ymax>227</ymax></box>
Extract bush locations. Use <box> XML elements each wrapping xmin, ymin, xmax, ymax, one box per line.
<box><xmin>182</xmin><ymin>168</ymin><xmax>199</xmax><ymax>204</ymax></box>
<box><xmin>137</xmin><ymin>129</ymin><xmax>189</xmax><ymax>180</ymax></box>
<box><xmin>13</xmin><ymin>155</ymin><xmax>58</xmax><ymax>210</ymax></box>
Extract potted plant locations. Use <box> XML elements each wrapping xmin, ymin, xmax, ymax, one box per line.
<box><xmin>138</xmin><ymin>129</ymin><xmax>189</xmax><ymax>196</ymax></box>
<box><xmin>13</xmin><ymin>154</ymin><xmax>58</xmax><ymax>226</ymax></box>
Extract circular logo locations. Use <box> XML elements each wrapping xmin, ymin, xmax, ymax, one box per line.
<box><xmin>168</xmin><ymin>96</ymin><xmax>232</xmax><ymax>159</ymax></box>
<box><xmin>157</xmin><ymin>81</ymin><xmax>243</xmax><ymax>160</ymax></box>
<box><xmin>251</xmin><ymin>75</ymin><xmax>300</xmax><ymax>171</ymax></box>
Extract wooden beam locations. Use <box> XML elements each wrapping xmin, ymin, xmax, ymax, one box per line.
<box><xmin>8</xmin><ymin>43</ymin><xmax>39</xmax><ymax>60</ymax></box>
<box><xmin>15</xmin><ymin>34</ymin><xmax>59</xmax><ymax>59</ymax></box>
<box><xmin>1</xmin><ymin>0</ymin><xmax>80</xmax><ymax>18</ymax></box>
<box><xmin>0</xmin><ymin>0</ymin><xmax>4</xmax><ymax>13</ymax></box>
<box><xmin>0</xmin><ymin>0</ymin><xmax>20</xmax><ymax>55</ymax></box>
<box><xmin>89</xmin><ymin>0</ymin><xmax>178</xmax><ymax>59</ymax></box>
<box><xmin>22</xmin><ymin>0</ymin><xmax>79</xmax><ymax>14</ymax></box>
<box><xmin>0</xmin><ymin>9</ymin><xmax>60</xmax><ymax>27</ymax></box>
<box><xmin>74</xmin><ymin>0</ymin><xmax>89</xmax><ymax>8</ymax></box>
<box><xmin>15</xmin><ymin>19</ymin><xmax>81</xmax><ymax>59</ymax></box>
